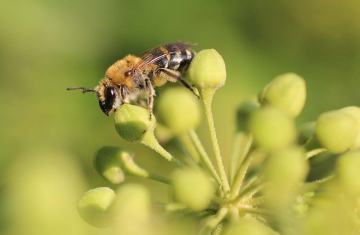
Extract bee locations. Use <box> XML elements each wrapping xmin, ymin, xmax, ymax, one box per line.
<box><xmin>67</xmin><ymin>42</ymin><xmax>198</xmax><ymax>119</ymax></box>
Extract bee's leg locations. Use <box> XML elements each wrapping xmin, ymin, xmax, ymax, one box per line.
<box><xmin>144</xmin><ymin>78</ymin><xmax>155</xmax><ymax>120</ymax></box>
<box><xmin>158</xmin><ymin>68</ymin><xmax>199</xmax><ymax>99</ymax></box>
<box><xmin>135</xmin><ymin>99</ymin><xmax>148</xmax><ymax>108</ymax></box>
<box><xmin>120</xmin><ymin>85</ymin><xmax>130</xmax><ymax>104</ymax></box>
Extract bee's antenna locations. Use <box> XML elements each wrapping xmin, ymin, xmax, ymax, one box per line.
<box><xmin>67</xmin><ymin>87</ymin><xmax>99</xmax><ymax>94</ymax></box>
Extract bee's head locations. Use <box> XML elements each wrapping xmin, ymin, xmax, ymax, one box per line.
<box><xmin>67</xmin><ymin>80</ymin><xmax>121</xmax><ymax>116</ymax></box>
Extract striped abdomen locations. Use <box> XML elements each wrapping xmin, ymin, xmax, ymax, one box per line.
<box><xmin>154</xmin><ymin>48</ymin><xmax>196</xmax><ymax>73</ymax></box>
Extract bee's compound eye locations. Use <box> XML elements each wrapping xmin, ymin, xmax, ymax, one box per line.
<box><xmin>100</xmin><ymin>87</ymin><xmax>117</xmax><ymax>116</ymax></box>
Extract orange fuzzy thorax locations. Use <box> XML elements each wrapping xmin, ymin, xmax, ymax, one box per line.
<box><xmin>105</xmin><ymin>55</ymin><xmax>141</xmax><ymax>89</ymax></box>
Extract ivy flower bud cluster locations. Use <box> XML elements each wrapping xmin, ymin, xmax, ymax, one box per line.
<box><xmin>76</xmin><ymin>48</ymin><xmax>360</xmax><ymax>235</ymax></box>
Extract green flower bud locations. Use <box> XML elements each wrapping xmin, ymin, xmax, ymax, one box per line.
<box><xmin>337</xmin><ymin>150</ymin><xmax>360</xmax><ymax>197</ymax></box>
<box><xmin>249</xmin><ymin>107</ymin><xmax>296</xmax><ymax>151</ymax></box>
<box><xmin>155</xmin><ymin>87</ymin><xmax>201</xmax><ymax>135</ymax></box>
<box><xmin>258</xmin><ymin>73</ymin><xmax>306</xmax><ymax>118</ymax></box>
<box><xmin>114</xmin><ymin>104</ymin><xmax>156</xmax><ymax>142</ymax></box>
<box><xmin>94</xmin><ymin>146</ymin><xmax>151</xmax><ymax>184</ymax></box>
<box><xmin>225</xmin><ymin>220</ymin><xmax>273</xmax><ymax>235</ymax></box>
<box><xmin>154</xmin><ymin>123</ymin><xmax>174</xmax><ymax>143</ymax></box>
<box><xmin>171</xmin><ymin>168</ymin><xmax>215</xmax><ymax>211</ymax></box>
<box><xmin>77</xmin><ymin>187</ymin><xmax>116</xmax><ymax>228</ymax></box>
<box><xmin>93</xmin><ymin>146</ymin><xmax>130</xmax><ymax>184</ymax></box>
<box><xmin>112</xmin><ymin>184</ymin><xmax>151</xmax><ymax>233</ymax></box>
<box><xmin>187</xmin><ymin>49</ymin><xmax>226</xmax><ymax>89</ymax></box>
<box><xmin>315</xmin><ymin>110</ymin><xmax>357</xmax><ymax>153</ymax></box>
<box><xmin>265</xmin><ymin>147</ymin><xmax>308</xmax><ymax>210</ymax></box>
<box><xmin>338</xmin><ymin>106</ymin><xmax>360</xmax><ymax>149</ymax></box>
<box><xmin>236</xmin><ymin>97</ymin><xmax>260</xmax><ymax>132</ymax></box>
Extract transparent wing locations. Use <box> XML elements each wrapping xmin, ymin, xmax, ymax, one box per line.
<box><xmin>131</xmin><ymin>42</ymin><xmax>197</xmax><ymax>73</ymax></box>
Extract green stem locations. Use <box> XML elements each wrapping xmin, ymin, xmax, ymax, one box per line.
<box><xmin>199</xmin><ymin>207</ymin><xmax>228</xmax><ymax>235</ymax></box>
<box><xmin>122</xmin><ymin>154</ymin><xmax>172</xmax><ymax>185</ymax></box>
<box><xmin>148</xmin><ymin>173</ymin><xmax>171</xmax><ymax>185</ymax></box>
<box><xmin>306</xmin><ymin>148</ymin><xmax>327</xmax><ymax>159</ymax></box>
<box><xmin>141</xmin><ymin>130</ymin><xmax>185</xmax><ymax>168</ymax></box>
<box><xmin>247</xmin><ymin>196</ymin><xmax>265</xmax><ymax>206</ymax></box>
<box><xmin>200</xmin><ymin>88</ymin><xmax>230</xmax><ymax>192</ymax></box>
<box><xmin>233</xmin><ymin>182</ymin><xmax>264</xmax><ymax>205</ymax></box>
<box><xmin>180</xmin><ymin>133</ymin><xmax>201</xmax><ymax>164</ymax></box>
<box><xmin>229</xmin><ymin>133</ymin><xmax>253</xmax><ymax>186</ymax></box>
<box><xmin>189</xmin><ymin>129</ymin><xmax>221</xmax><ymax>186</ymax></box>
<box><xmin>165</xmin><ymin>203</ymin><xmax>187</xmax><ymax>212</ymax></box>
<box><xmin>229</xmin><ymin>152</ymin><xmax>254</xmax><ymax>200</ymax></box>
<box><xmin>236</xmin><ymin>134</ymin><xmax>253</xmax><ymax>173</ymax></box>
<box><xmin>229</xmin><ymin>132</ymin><xmax>245</xmax><ymax>185</ymax></box>
<box><xmin>239</xmin><ymin>207</ymin><xmax>275</xmax><ymax>218</ymax></box>
<box><xmin>211</xmin><ymin>223</ymin><xmax>223</xmax><ymax>235</ymax></box>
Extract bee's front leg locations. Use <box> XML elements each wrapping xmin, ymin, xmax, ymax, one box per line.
<box><xmin>144</xmin><ymin>78</ymin><xmax>155</xmax><ymax>120</ymax></box>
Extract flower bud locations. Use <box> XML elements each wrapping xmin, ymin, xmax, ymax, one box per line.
<box><xmin>155</xmin><ymin>87</ymin><xmax>201</xmax><ymax>135</ymax></box>
<box><xmin>249</xmin><ymin>107</ymin><xmax>296</xmax><ymax>151</ymax></box>
<box><xmin>225</xmin><ymin>220</ymin><xmax>272</xmax><ymax>235</ymax></box>
<box><xmin>187</xmin><ymin>49</ymin><xmax>226</xmax><ymax>89</ymax></box>
<box><xmin>171</xmin><ymin>168</ymin><xmax>215</xmax><ymax>211</ymax></box>
<box><xmin>77</xmin><ymin>187</ymin><xmax>116</xmax><ymax>228</ymax></box>
<box><xmin>111</xmin><ymin>184</ymin><xmax>152</xmax><ymax>234</ymax></box>
<box><xmin>315</xmin><ymin>110</ymin><xmax>357</xmax><ymax>153</ymax></box>
<box><xmin>258</xmin><ymin>73</ymin><xmax>306</xmax><ymax>118</ymax></box>
<box><xmin>114</xmin><ymin>104</ymin><xmax>156</xmax><ymax>142</ymax></box>
<box><xmin>236</xmin><ymin>97</ymin><xmax>260</xmax><ymax>132</ymax></box>
<box><xmin>93</xmin><ymin>146</ymin><xmax>130</xmax><ymax>184</ymax></box>
<box><xmin>265</xmin><ymin>147</ymin><xmax>308</xmax><ymax>210</ymax></box>
<box><xmin>337</xmin><ymin>150</ymin><xmax>360</xmax><ymax>197</ymax></box>
<box><xmin>338</xmin><ymin>106</ymin><xmax>360</xmax><ymax>149</ymax></box>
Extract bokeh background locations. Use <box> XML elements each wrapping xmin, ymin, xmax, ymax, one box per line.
<box><xmin>1</xmin><ymin>0</ymin><xmax>360</xmax><ymax>234</ymax></box>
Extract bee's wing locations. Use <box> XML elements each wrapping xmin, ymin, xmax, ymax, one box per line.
<box><xmin>131</xmin><ymin>42</ymin><xmax>197</xmax><ymax>73</ymax></box>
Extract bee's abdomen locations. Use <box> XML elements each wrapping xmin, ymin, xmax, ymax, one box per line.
<box><xmin>154</xmin><ymin>49</ymin><xmax>195</xmax><ymax>72</ymax></box>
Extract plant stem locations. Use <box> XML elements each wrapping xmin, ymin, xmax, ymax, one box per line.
<box><xmin>229</xmin><ymin>151</ymin><xmax>254</xmax><ymax>200</ymax></box>
<box><xmin>200</xmin><ymin>88</ymin><xmax>230</xmax><ymax>192</ymax></box>
<box><xmin>236</xmin><ymin>134</ymin><xmax>253</xmax><ymax>173</ymax></box>
<box><xmin>199</xmin><ymin>207</ymin><xmax>228</xmax><ymax>235</ymax></box>
<box><xmin>229</xmin><ymin>132</ymin><xmax>253</xmax><ymax>186</ymax></box>
<box><xmin>148</xmin><ymin>172</ymin><xmax>171</xmax><ymax>185</ymax></box>
<box><xmin>141</xmin><ymin>130</ymin><xmax>185</xmax><ymax>168</ymax></box>
<box><xmin>189</xmin><ymin>129</ymin><xmax>221</xmax><ymax>186</ymax></box>
<box><xmin>306</xmin><ymin>148</ymin><xmax>327</xmax><ymax>159</ymax></box>
<box><xmin>229</xmin><ymin>131</ymin><xmax>245</xmax><ymax>186</ymax></box>
<box><xmin>240</xmin><ymin>207</ymin><xmax>275</xmax><ymax>218</ymax></box>
<box><xmin>165</xmin><ymin>203</ymin><xmax>187</xmax><ymax>211</ymax></box>
<box><xmin>180</xmin><ymin>133</ymin><xmax>201</xmax><ymax>163</ymax></box>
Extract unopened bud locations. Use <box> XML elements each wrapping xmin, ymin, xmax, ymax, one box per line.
<box><xmin>172</xmin><ymin>168</ymin><xmax>215</xmax><ymax>211</ymax></box>
<box><xmin>265</xmin><ymin>147</ymin><xmax>308</xmax><ymax>210</ymax></box>
<box><xmin>93</xmin><ymin>146</ymin><xmax>130</xmax><ymax>184</ymax></box>
<box><xmin>155</xmin><ymin>87</ymin><xmax>201</xmax><ymax>135</ymax></box>
<box><xmin>187</xmin><ymin>49</ymin><xmax>226</xmax><ymax>89</ymax></box>
<box><xmin>249</xmin><ymin>107</ymin><xmax>296</xmax><ymax>151</ymax></box>
<box><xmin>315</xmin><ymin>110</ymin><xmax>357</xmax><ymax>153</ymax></box>
<box><xmin>337</xmin><ymin>150</ymin><xmax>360</xmax><ymax>197</ymax></box>
<box><xmin>259</xmin><ymin>73</ymin><xmax>306</xmax><ymax>118</ymax></box>
<box><xmin>77</xmin><ymin>187</ymin><xmax>116</xmax><ymax>228</ymax></box>
<box><xmin>338</xmin><ymin>106</ymin><xmax>360</xmax><ymax>150</ymax></box>
<box><xmin>114</xmin><ymin>104</ymin><xmax>156</xmax><ymax>142</ymax></box>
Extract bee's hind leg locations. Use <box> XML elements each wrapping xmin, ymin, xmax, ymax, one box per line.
<box><xmin>158</xmin><ymin>68</ymin><xmax>199</xmax><ymax>99</ymax></box>
<box><xmin>144</xmin><ymin>78</ymin><xmax>155</xmax><ymax>120</ymax></box>
<box><xmin>135</xmin><ymin>99</ymin><xmax>148</xmax><ymax>109</ymax></box>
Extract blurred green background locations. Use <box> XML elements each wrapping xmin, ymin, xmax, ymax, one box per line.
<box><xmin>1</xmin><ymin>0</ymin><xmax>360</xmax><ymax>234</ymax></box>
